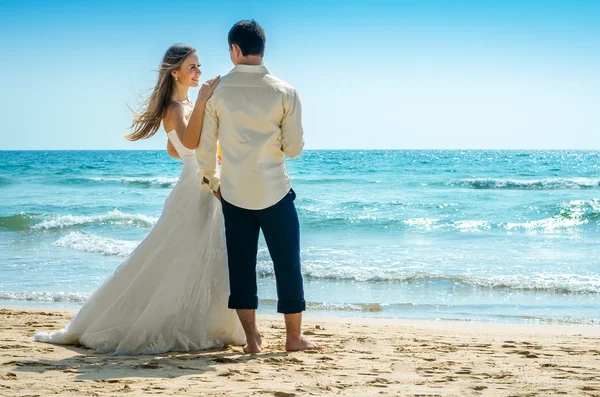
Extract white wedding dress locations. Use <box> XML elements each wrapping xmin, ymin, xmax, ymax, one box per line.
<box><xmin>35</xmin><ymin>130</ymin><xmax>245</xmax><ymax>355</ymax></box>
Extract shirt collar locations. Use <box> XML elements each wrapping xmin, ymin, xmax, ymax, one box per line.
<box><xmin>230</xmin><ymin>64</ymin><xmax>270</xmax><ymax>74</ymax></box>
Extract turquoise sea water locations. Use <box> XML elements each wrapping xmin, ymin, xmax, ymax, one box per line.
<box><xmin>1</xmin><ymin>150</ymin><xmax>599</xmax><ymax>325</ymax></box>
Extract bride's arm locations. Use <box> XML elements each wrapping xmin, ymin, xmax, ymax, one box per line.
<box><xmin>181</xmin><ymin>99</ymin><xmax>206</xmax><ymax>150</ymax></box>
<box><xmin>182</xmin><ymin>76</ymin><xmax>220</xmax><ymax>150</ymax></box>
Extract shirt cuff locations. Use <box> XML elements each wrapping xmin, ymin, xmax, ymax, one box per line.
<box><xmin>199</xmin><ymin>172</ymin><xmax>220</xmax><ymax>192</ymax></box>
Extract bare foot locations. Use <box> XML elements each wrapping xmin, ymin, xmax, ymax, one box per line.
<box><xmin>243</xmin><ymin>332</ymin><xmax>262</xmax><ymax>354</ymax></box>
<box><xmin>285</xmin><ymin>335</ymin><xmax>322</xmax><ymax>352</ymax></box>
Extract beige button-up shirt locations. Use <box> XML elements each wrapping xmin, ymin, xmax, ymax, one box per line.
<box><xmin>196</xmin><ymin>64</ymin><xmax>305</xmax><ymax>210</ymax></box>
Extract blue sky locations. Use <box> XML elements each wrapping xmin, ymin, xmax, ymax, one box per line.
<box><xmin>0</xmin><ymin>0</ymin><xmax>599</xmax><ymax>150</ymax></box>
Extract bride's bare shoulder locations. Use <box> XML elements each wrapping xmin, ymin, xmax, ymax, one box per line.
<box><xmin>163</xmin><ymin>102</ymin><xmax>186</xmax><ymax>132</ymax></box>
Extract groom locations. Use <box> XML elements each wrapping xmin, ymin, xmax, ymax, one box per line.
<box><xmin>195</xmin><ymin>20</ymin><xmax>320</xmax><ymax>353</ymax></box>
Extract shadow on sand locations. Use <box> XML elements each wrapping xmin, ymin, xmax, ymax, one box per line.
<box><xmin>7</xmin><ymin>343</ymin><xmax>291</xmax><ymax>381</ymax></box>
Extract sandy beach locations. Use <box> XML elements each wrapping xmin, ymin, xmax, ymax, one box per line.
<box><xmin>0</xmin><ymin>308</ymin><xmax>599</xmax><ymax>396</ymax></box>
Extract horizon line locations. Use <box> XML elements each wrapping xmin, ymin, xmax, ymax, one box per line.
<box><xmin>1</xmin><ymin>148</ymin><xmax>600</xmax><ymax>152</ymax></box>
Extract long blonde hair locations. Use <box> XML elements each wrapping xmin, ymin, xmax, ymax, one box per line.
<box><xmin>124</xmin><ymin>44</ymin><xmax>196</xmax><ymax>141</ymax></box>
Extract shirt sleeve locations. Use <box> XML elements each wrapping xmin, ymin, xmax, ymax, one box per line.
<box><xmin>281</xmin><ymin>88</ymin><xmax>305</xmax><ymax>158</ymax></box>
<box><xmin>196</xmin><ymin>98</ymin><xmax>220</xmax><ymax>191</ymax></box>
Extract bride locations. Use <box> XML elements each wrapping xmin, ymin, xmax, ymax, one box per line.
<box><xmin>35</xmin><ymin>44</ymin><xmax>245</xmax><ymax>355</ymax></box>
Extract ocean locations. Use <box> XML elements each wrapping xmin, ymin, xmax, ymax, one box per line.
<box><xmin>1</xmin><ymin>150</ymin><xmax>599</xmax><ymax>325</ymax></box>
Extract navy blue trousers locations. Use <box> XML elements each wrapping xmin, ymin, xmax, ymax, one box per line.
<box><xmin>221</xmin><ymin>189</ymin><xmax>306</xmax><ymax>314</ymax></box>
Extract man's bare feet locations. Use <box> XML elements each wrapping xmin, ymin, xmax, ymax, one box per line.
<box><xmin>236</xmin><ymin>309</ymin><xmax>262</xmax><ymax>353</ymax></box>
<box><xmin>243</xmin><ymin>332</ymin><xmax>262</xmax><ymax>354</ymax></box>
<box><xmin>283</xmin><ymin>312</ymin><xmax>323</xmax><ymax>351</ymax></box>
<box><xmin>285</xmin><ymin>335</ymin><xmax>322</xmax><ymax>352</ymax></box>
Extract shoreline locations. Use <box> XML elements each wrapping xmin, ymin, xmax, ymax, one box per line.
<box><xmin>5</xmin><ymin>305</ymin><xmax>600</xmax><ymax>335</ymax></box>
<box><xmin>2</xmin><ymin>301</ymin><xmax>599</xmax><ymax>328</ymax></box>
<box><xmin>1</xmin><ymin>308</ymin><xmax>600</xmax><ymax>396</ymax></box>
<box><xmin>260</xmin><ymin>313</ymin><xmax>600</xmax><ymax>336</ymax></box>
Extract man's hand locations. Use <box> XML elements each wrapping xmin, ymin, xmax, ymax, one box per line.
<box><xmin>213</xmin><ymin>187</ymin><xmax>222</xmax><ymax>201</ymax></box>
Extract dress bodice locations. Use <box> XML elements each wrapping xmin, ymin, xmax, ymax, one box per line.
<box><xmin>166</xmin><ymin>130</ymin><xmax>195</xmax><ymax>159</ymax></box>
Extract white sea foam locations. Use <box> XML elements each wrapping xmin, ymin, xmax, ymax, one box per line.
<box><xmin>260</xmin><ymin>299</ymin><xmax>382</xmax><ymax>312</ymax></box>
<box><xmin>505</xmin><ymin>199</ymin><xmax>600</xmax><ymax>231</ymax></box>
<box><xmin>0</xmin><ymin>291</ymin><xmax>89</xmax><ymax>303</ymax></box>
<box><xmin>459</xmin><ymin>177</ymin><xmax>600</xmax><ymax>190</ymax></box>
<box><xmin>403</xmin><ymin>218</ymin><xmax>440</xmax><ymax>228</ymax></box>
<box><xmin>88</xmin><ymin>176</ymin><xmax>178</xmax><ymax>188</ymax></box>
<box><xmin>54</xmin><ymin>232</ymin><xmax>138</xmax><ymax>257</ymax></box>
<box><xmin>453</xmin><ymin>220</ymin><xmax>492</xmax><ymax>232</ymax></box>
<box><xmin>263</xmin><ymin>261</ymin><xmax>600</xmax><ymax>293</ymax></box>
<box><xmin>403</xmin><ymin>218</ymin><xmax>492</xmax><ymax>232</ymax></box>
<box><xmin>32</xmin><ymin>209</ymin><xmax>157</xmax><ymax>230</ymax></box>
<box><xmin>2</xmin><ymin>271</ymin><xmax>598</xmax><ymax>304</ymax></box>
<box><xmin>505</xmin><ymin>217</ymin><xmax>586</xmax><ymax>231</ymax></box>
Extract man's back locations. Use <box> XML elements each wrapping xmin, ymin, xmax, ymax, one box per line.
<box><xmin>195</xmin><ymin>19</ymin><xmax>320</xmax><ymax>353</ymax></box>
<box><xmin>197</xmin><ymin>64</ymin><xmax>304</xmax><ymax>210</ymax></box>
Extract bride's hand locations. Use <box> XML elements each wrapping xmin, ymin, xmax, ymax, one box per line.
<box><xmin>197</xmin><ymin>76</ymin><xmax>220</xmax><ymax>104</ymax></box>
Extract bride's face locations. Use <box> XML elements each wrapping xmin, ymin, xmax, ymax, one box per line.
<box><xmin>173</xmin><ymin>52</ymin><xmax>201</xmax><ymax>87</ymax></box>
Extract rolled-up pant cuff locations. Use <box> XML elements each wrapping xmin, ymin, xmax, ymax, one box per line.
<box><xmin>228</xmin><ymin>295</ymin><xmax>259</xmax><ymax>310</ymax></box>
<box><xmin>277</xmin><ymin>299</ymin><xmax>306</xmax><ymax>314</ymax></box>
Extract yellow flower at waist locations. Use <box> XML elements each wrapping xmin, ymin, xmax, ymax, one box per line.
<box><xmin>217</xmin><ymin>143</ymin><xmax>222</xmax><ymax>158</ymax></box>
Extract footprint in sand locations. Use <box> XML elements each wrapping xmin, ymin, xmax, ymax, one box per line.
<box><xmin>455</xmin><ymin>369</ymin><xmax>472</xmax><ymax>375</ymax></box>
<box><xmin>212</xmin><ymin>357</ymin><xmax>239</xmax><ymax>364</ymax></box>
<box><xmin>318</xmin><ymin>356</ymin><xmax>333</xmax><ymax>361</ymax></box>
<box><xmin>581</xmin><ymin>386</ymin><xmax>600</xmax><ymax>392</ymax></box>
<box><xmin>304</xmin><ymin>330</ymin><xmax>334</xmax><ymax>337</ymax></box>
<box><xmin>0</xmin><ymin>344</ymin><xmax>32</xmax><ymax>350</ymax></box>
<box><xmin>5</xmin><ymin>360</ymin><xmax>52</xmax><ymax>368</ymax></box>
<box><xmin>2</xmin><ymin>372</ymin><xmax>17</xmax><ymax>380</ymax></box>
<box><xmin>272</xmin><ymin>392</ymin><xmax>296</xmax><ymax>397</ymax></box>
<box><xmin>516</xmin><ymin>350</ymin><xmax>539</xmax><ymax>359</ymax></box>
<box><xmin>136</xmin><ymin>361</ymin><xmax>160</xmax><ymax>369</ymax></box>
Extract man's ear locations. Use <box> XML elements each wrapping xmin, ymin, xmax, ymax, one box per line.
<box><xmin>231</xmin><ymin>44</ymin><xmax>241</xmax><ymax>57</ymax></box>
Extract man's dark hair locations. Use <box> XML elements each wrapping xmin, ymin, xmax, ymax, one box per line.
<box><xmin>228</xmin><ymin>20</ymin><xmax>266</xmax><ymax>56</ymax></box>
